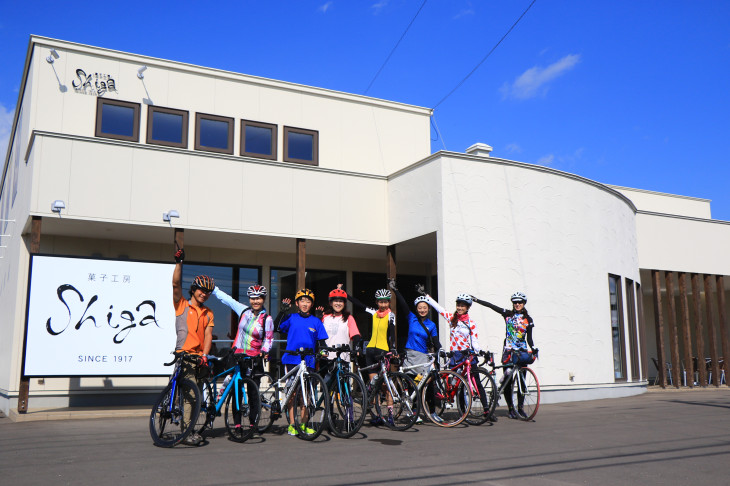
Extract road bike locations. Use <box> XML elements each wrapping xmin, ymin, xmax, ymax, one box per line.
<box><xmin>400</xmin><ymin>351</ymin><xmax>472</xmax><ymax>427</ymax></box>
<box><xmin>446</xmin><ymin>350</ymin><xmax>498</xmax><ymax>425</ymax></box>
<box><xmin>195</xmin><ymin>352</ymin><xmax>260</xmax><ymax>442</ymax></box>
<box><xmin>257</xmin><ymin>348</ymin><xmax>330</xmax><ymax>440</ymax></box>
<box><xmin>149</xmin><ymin>351</ymin><xmax>202</xmax><ymax>447</ymax></box>
<box><xmin>360</xmin><ymin>351</ymin><xmax>418</xmax><ymax>431</ymax></box>
<box><xmin>320</xmin><ymin>345</ymin><xmax>367</xmax><ymax>438</ymax></box>
<box><xmin>488</xmin><ymin>349</ymin><xmax>540</xmax><ymax>421</ymax></box>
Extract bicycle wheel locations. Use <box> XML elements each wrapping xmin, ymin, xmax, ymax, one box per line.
<box><xmin>224</xmin><ymin>377</ymin><xmax>259</xmax><ymax>442</ymax></box>
<box><xmin>328</xmin><ymin>371</ymin><xmax>367</xmax><ymax>438</ymax></box>
<box><xmin>195</xmin><ymin>380</ymin><xmax>216</xmax><ymax>435</ymax></box>
<box><xmin>423</xmin><ymin>370</ymin><xmax>471</xmax><ymax>427</ymax></box>
<box><xmin>256</xmin><ymin>372</ymin><xmax>278</xmax><ymax>434</ymax></box>
<box><xmin>465</xmin><ymin>367</ymin><xmax>497</xmax><ymax>425</ymax></box>
<box><xmin>149</xmin><ymin>378</ymin><xmax>201</xmax><ymax>448</ymax></box>
<box><xmin>383</xmin><ymin>372</ymin><xmax>418</xmax><ymax>431</ymax></box>
<box><xmin>293</xmin><ymin>373</ymin><xmax>329</xmax><ymax>440</ymax></box>
<box><xmin>512</xmin><ymin>367</ymin><xmax>540</xmax><ymax>421</ymax></box>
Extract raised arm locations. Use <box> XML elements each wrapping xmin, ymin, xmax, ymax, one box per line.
<box><xmin>347</xmin><ymin>292</ymin><xmax>375</xmax><ymax>315</ymax></box>
<box><xmin>423</xmin><ymin>294</ymin><xmax>450</xmax><ymax>321</ymax></box>
<box><xmin>471</xmin><ymin>296</ymin><xmax>508</xmax><ymax>316</ymax></box>
<box><xmin>211</xmin><ymin>286</ymin><xmax>248</xmax><ymax>317</ymax></box>
<box><xmin>389</xmin><ymin>280</ymin><xmax>411</xmax><ymax>314</ymax></box>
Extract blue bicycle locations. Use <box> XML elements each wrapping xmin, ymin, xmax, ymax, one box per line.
<box><xmin>196</xmin><ymin>352</ymin><xmax>260</xmax><ymax>442</ymax></box>
<box><xmin>321</xmin><ymin>345</ymin><xmax>367</xmax><ymax>438</ymax></box>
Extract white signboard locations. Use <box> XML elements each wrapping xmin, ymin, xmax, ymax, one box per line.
<box><xmin>24</xmin><ymin>256</ymin><xmax>177</xmax><ymax>376</ymax></box>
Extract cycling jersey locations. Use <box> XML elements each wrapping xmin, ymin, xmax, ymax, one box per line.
<box><xmin>347</xmin><ymin>293</ymin><xmax>396</xmax><ymax>351</ymax></box>
<box><xmin>321</xmin><ymin>313</ymin><xmax>360</xmax><ymax>362</ymax></box>
<box><xmin>424</xmin><ymin>294</ymin><xmax>481</xmax><ymax>353</ymax></box>
<box><xmin>174</xmin><ymin>298</ymin><xmax>214</xmax><ymax>354</ymax></box>
<box><xmin>472</xmin><ymin>298</ymin><xmax>534</xmax><ymax>350</ymax></box>
<box><xmin>212</xmin><ymin>287</ymin><xmax>274</xmax><ymax>356</ymax></box>
<box><xmin>279</xmin><ymin>312</ymin><xmax>329</xmax><ymax>369</ymax></box>
<box><xmin>392</xmin><ymin>287</ymin><xmax>440</xmax><ymax>354</ymax></box>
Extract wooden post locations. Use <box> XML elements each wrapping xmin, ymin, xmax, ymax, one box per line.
<box><xmin>18</xmin><ymin>216</ymin><xmax>42</xmax><ymax>413</ymax></box>
<box><xmin>716</xmin><ymin>275</ymin><xmax>729</xmax><ymax>387</ymax></box>
<box><xmin>703</xmin><ymin>274</ymin><xmax>721</xmax><ymax>387</ymax></box>
<box><xmin>691</xmin><ymin>274</ymin><xmax>707</xmax><ymax>386</ymax></box>
<box><xmin>636</xmin><ymin>283</ymin><xmax>649</xmax><ymax>381</ymax></box>
<box><xmin>296</xmin><ymin>239</ymin><xmax>306</xmax><ymax>291</ymax></box>
<box><xmin>677</xmin><ymin>273</ymin><xmax>694</xmax><ymax>387</ymax></box>
<box><xmin>664</xmin><ymin>272</ymin><xmax>681</xmax><ymax>388</ymax></box>
<box><xmin>386</xmin><ymin>245</ymin><xmax>396</xmax><ymax>348</ymax></box>
<box><xmin>651</xmin><ymin>270</ymin><xmax>667</xmax><ymax>388</ymax></box>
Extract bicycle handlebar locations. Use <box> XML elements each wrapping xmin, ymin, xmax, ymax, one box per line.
<box><xmin>164</xmin><ymin>351</ymin><xmax>202</xmax><ymax>367</ymax></box>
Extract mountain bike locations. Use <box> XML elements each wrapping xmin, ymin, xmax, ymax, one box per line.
<box><xmin>488</xmin><ymin>349</ymin><xmax>540</xmax><ymax>421</ymax></box>
<box><xmin>400</xmin><ymin>351</ymin><xmax>472</xmax><ymax>427</ymax></box>
<box><xmin>320</xmin><ymin>345</ymin><xmax>367</xmax><ymax>438</ymax></box>
<box><xmin>446</xmin><ymin>349</ymin><xmax>498</xmax><ymax>425</ymax></box>
<box><xmin>256</xmin><ymin>348</ymin><xmax>330</xmax><ymax>440</ymax></box>
<box><xmin>195</xmin><ymin>352</ymin><xmax>260</xmax><ymax>442</ymax></box>
<box><xmin>149</xmin><ymin>351</ymin><xmax>202</xmax><ymax>447</ymax></box>
<box><xmin>360</xmin><ymin>351</ymin><xmax>418</xmax><ymax>431</ymax></box>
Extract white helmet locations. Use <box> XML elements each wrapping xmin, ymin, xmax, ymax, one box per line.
<box><xmin>247</xmin><ymin>285</ymin><xmax>267</xmax><ymax>298</ymax></box>
<box><xmin>511</xmin><ymin>291</ymin><xmax>527</xmax><ymax>303</ymax></box>
<box><xmin>456</xmin><ymin>293</ymin><xmax>473</xmax><ymax>305</ymax></box>
<box><xmin>414</xmin><ymin>296</ymin><xmax>429</xmax><ymax>306</ymax></box>
<box><xmin>375</xmin><ymin>289</ymin><xmax>392</xmax><ymax>300</ymax></box>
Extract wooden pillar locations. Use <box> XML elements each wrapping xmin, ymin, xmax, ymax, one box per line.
<box><xmin>703</xmin><ymin>274</ymin><xmax>721</xmax><ymax>387</ymax></box>
<box><xmin>651</xmin><ymin>270</ymin><xmax>667</xmax><ymax>388</ymax></box>
<box><xmin>636</xmin><ymin>283</ymin><xmax>649</xmax><ymax>381</ymax></box>
<box><xmin>18</xmin><ymin>216</ymin><xmax>42</xmax><ymax>413</ymax></box>
<box><xmin>691</xmin><ymin>274</ymin><xmax>707</xmax><ymax>386</ymax></box>
<box><xmin>296</xmin><ymin>238</ymin><xmax>306</xmax><ymax>290</ymax></box>
<box><xmin>716</xmin><ymin>275</ymin><xmax>729</xmax><ymax>387</ymax></box>
<box><xmin>664</xmin><ymin>272</ymin><xmax>681</xmax><ymax>388</ymax></box>
<box><xmin>677</xmin><ymin>273</ymin><xmax>694</xmax><ymax>387</ymax></box>
<box><xmin>386</xmin><ymin>245</ymin><xmax>396</xmax><ymax>347</ymax></box>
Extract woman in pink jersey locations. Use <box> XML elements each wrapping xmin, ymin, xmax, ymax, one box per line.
<box><xmin>319</xmin><ymin>285</ymin><xmax>362</xmax><ymax>367</ymax></box>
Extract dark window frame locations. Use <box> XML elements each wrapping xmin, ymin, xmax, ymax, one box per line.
<box><xmin>95</xmin><ymin>98</ymin><xmax>140</xmax><ymax>142</ymax></box>
<box><xmin>146</xmin><ymin>105</ymin><xmax>189</xmax><ymax>148</ymax></box>
<box><xmin>283</xmin><ymin>126</ymin><xmax>319</xmax><ymax>166</ymax></box>
<box><xmin>625</xmin><ymin>278</ymin><xmax>640</xmax><ymax>381</ymax></box>
<box><xmin>194</xmin><ymin>113</ymin><xmax>234</xmax><ymax>154</ymax></box>
<box><xmin>240</xmin><ymin>119</ymin><xmax>277</xmax><ymax>160</ymax></box>
<box><xmin>608</xmin><ymin>274</ymin><xmax>628</xmax><ymax>382</ymax></box>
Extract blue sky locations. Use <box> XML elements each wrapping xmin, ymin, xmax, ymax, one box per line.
<box><xmin>2</xmin><ymin>1</ymin><xmax>729</xmax><ymax>219</ymax></box>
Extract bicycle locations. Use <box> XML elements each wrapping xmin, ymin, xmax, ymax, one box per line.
<box><xmin>400</xmin><ymin>351</ymin><xmax>472</xmax><ymax>427</ymax></box>
<box><xmin>257</xmin><ymin>348</ymin><xmax>330</xmax><ymax>440</ymax></box>
<box><xmin>446</xmin><ymin>349</ymin><xmax>498</xmax><ymax>425</ymax></box>
<box><xmin>149</xmin><ymin>351</ymin><xmax>202</xmax><ymax>447</ymax></box>
<box><xmin>320</xmin><ymin>345</ymin><xmax>367</xmax><ymax>438</ymax></box>
<box><xmin>360</xmin><ymin>351</ymin><xmax>418</xmax><ymax>431</ymax></box>
<box><xmin>195</xmin><ymin>352</ymin><xmax>260</xmax><ymax>442</ymax></box>
<box><xmin>488</xmin><ymin>349</ymin><xmax>540</xmax><ymax>421</ymax></box>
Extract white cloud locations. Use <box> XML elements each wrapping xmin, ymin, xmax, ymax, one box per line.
<box><xmin>537</xmin><ymin>154</ymin><xmax>554</xmax><ymax>165</ymax></box>
<box><xmin>505</xmin><ymin>143</ymin><xmax>522</xmax><ymax>154</ymax></box>
<box><xmin>371</xmin><ymin>0</ymin><xmax>388</xmax><ymax>14</ymax></box>
<box><xmin>501</xmin><ymin>54</ymin><xmax>581</xmax><ymax>100</ymax></box>
<box><xmin>0</xmin><ymin>103</ymin><xmax>15</xmax><ymax>162</ymax></box>
<box><xmin>319</xmin><ymin>1</ymin><xmax>333</xmax><ymax>13</ymax></box>
<box><xmin>453</xmin><ymin>8</ymin><xmax>475</xmax><ymax>20</ymax></box>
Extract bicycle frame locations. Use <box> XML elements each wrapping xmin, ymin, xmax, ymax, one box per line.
<box><xmin>207</xmin><ymin>357</ymin><xmax>250</xmax><ymax>415</ymax></box>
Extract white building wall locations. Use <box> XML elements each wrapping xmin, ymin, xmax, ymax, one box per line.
<box><xmin>611</xmin><ymin>185</ymin><xmax>711</xmax><ymax>219</ymax></box>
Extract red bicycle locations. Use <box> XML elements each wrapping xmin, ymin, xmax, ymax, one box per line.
<box><xmin>445</xmin><ymin>350</ymin><xmax>498</xmax><ymax>425</ymax></box>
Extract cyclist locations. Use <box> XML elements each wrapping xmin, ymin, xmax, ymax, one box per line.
<box><xmin>209</xmin><ymin>284</ymin><xmax>273</xmax><ymax>428</ymax></box>
<box><xmin>471</xmin><ymin>291</ymin><xmax>537</xmax><ymax>419</ymax></box>
<box><xmin>172</xmin><ymin>247</ymin><xmax>214</xmax><ymax>445</ymax></box>
<box><xmin>347</xmin><ymin>287</ymin><xmax>396</xmax><ymax>425</ymax></box>
<box><xmin>318</xmin><ymin>285</ymin><xmax>362</xmax><ymax>372</ymax></box>
<box><xmin>419</xmin><ymin>288</ymin><xmax>492</xmax><ymax>422</ymax></box>
<box><xmin>388</xmin><ymin>280</ymin><xmax>441</xmax><ymax>423</ymax></box>
<box><xmin>276</xmin><ymin>289</ymin><xmax>329</xmax><ymax>436</ymax></box>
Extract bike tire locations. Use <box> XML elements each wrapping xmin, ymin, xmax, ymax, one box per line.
<box><xmin>512</xmin><ymin>367</ymin><xmax>540</xmax><ymax>421</ymax></box>
<box><xmin>423</xmin><ymin>370</ymin><xmax>471</xmax><ymax>427</ymax></box>
<box><xmin>224</xmin><ymin>377</ymin><xmax>259</xmax><ymax>442</ymax></box>
<box><xmin>383</xmin><ymin>372</ymin><xmax>418</xmax><ymax>431</ymax></box>
<box><xmin>327</xmin><ymin>371</ymin><xmax>367</xmax><ymax>438</ymax></box>
<box><xmin>293</xmin><ymin>373</ymin><xmax>329</xmax><ymax>441</ymax></box>
<box><xmin>256</xmin><ymin>373</ymin><xmax>278</xmax><ymax>434</ymax></box>
<box><xmin>465</xmin><ymin>367</ymin><xmax>497</xmax><ymax>425</ymax></box>
<box><xmin>195</xmin><ymin>380</ymin><xmax>216</xmax><ymax>435</ymax></box>
<box><xmin>149</xmin><ymin>378</ymin><xmax>200</xmax><ymax>448</ymax></box>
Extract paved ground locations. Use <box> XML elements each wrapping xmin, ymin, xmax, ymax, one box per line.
<box><xmin>1</xmin><ymin>388</ymin><xmax>729</xmax><ymax>485</ymax></box>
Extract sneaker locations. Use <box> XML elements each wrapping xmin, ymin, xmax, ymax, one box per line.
<box><xmin>517</xmin><ymin>408</ymin><xmax>528</xmax><ymax>419</ymax></box>
<box><xmin>386</xmin><ymin>411</ymin><xmax>395</xmax><ymax>427</ymax></box>
<box><xmin>430</xmin><ymin>413</ymin><xmax>444</xmax><ymax>424</ymax></box>
<box><xmin>415</xmin><ymin>416</ymin><xmax>423</xmax><ymax>424</ymax></box>
<box><xmin>287</xmin><ymin>425</ymin><xmax>299</xmax><ymax>436</ymax></box>
<box><xmin>182</xmin><ymin>432</ymin><xmax>202</xmax><ymax>446</ymax></box>
<box><xmin>486</xmin><ymin>412</ymin><xmax>498</xmax><ymax>422</ymax></box>
<box><xmin>507</xmin><ymin>408</ymin><xmax>518</xmax><ymax>420</ymax></box>
<box><xmin>369</xmin><ymin>416</ymin><xmax>384</xmax><ymax>426</ymax></box>
<box><xmin>299</xmin><ymin>424</ymin><xmax>316</xmax><ymax>435</ymax></box>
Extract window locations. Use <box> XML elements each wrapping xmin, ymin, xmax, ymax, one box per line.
<box><xmin>195</xmin><ymin>113</ymin><xmax>234</xmax><ymax>154</ymax></box>
<box><xmin>625</xmin><ymin>278</ymin><xmax>640</xmax><ymax>381</ymax></box>
<box><xmin>241</xmin><ymin>120</ymin><xmax>277</xmax><ymax>160</ymax></box>
<box><xmin>283</xmin><ymin>126</ymin><xmax>318</xmax><ymax>165</ymax></box>
<box><xmin>608</xmin><ymin>274</ymin><xmax>627</xmax><ymax>381</ymax></box>
<box><xmin>147</xmin><ymin>106</ymin><xmax>188</xmax><ymax>148</ymax></box>
<box><xmin>95</xmin><ymin>98</ymin><xmax>140</xmax><ymax>141</ymax></box>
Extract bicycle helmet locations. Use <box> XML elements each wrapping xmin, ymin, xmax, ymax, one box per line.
<box><xmin>511</xmin><ymin>291</ymin><xmax>527</xmax><ymax>303</ymax></box>
<box><xmin>295</xmin><ymin>288</ymin><xmax>315</xmax><ymax>302</ymax></box>
<box><xmin>192</xmin><ymin>275</ymin><xmax>215</xmax><ymax>293</ymax></box>
<box><xmin>247</xmin><ymin>284</ymin><xmax>267</xmax><ymax>298</ymax></box>
<box><xmin>456</xmin><ymin>293</ymin><xmax>473</xmax><ymax>305</ymax></box>
<box><xmin>414</xmin><ymin>295</ymin><xmax>429</xmax><ymax>306</ymax></box>
<box><xmin>329</xmin><ymin>288</ymin><xmax>348</xmax><ymax>300</ymax></box>
<box><xmin>375</xmin><ymin>289</ymin><xmax>392</xmax><ymax>300</ymax></box>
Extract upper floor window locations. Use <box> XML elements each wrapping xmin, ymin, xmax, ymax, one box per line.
<box><xmin>147</xmin><ymin>106</ymin><xmax>188</xmax><ymax>148</ymax></box>
<box><xmin>284</xmin><ymin>126</ymin><xmax>318</xmax><ymax>165</ymax></box>
<box><xmin>195</xmin><ymin>113</ymin><xmax>234</xmax><ymax>154</ymax></box>
<box><xmin>95</xmin><ymin>98</ymin><xmax>140</xmax><ymax>142</ymax></box>
<box><xmin>241</xmin><ymin>120</ymin><xmax>277</xmax><ymax>160</ymax></box>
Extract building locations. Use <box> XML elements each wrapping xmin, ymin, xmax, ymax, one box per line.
<box><xmin>1</xmin><ymin>37</ymin><xmax>728</xmax><ymax>417</ymax></box>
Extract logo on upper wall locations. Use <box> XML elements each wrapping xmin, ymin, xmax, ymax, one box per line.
<box><xmin>72</xmin><ymin>69</ymin><xmax>117</xmax><ymax>96</ymax></box>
